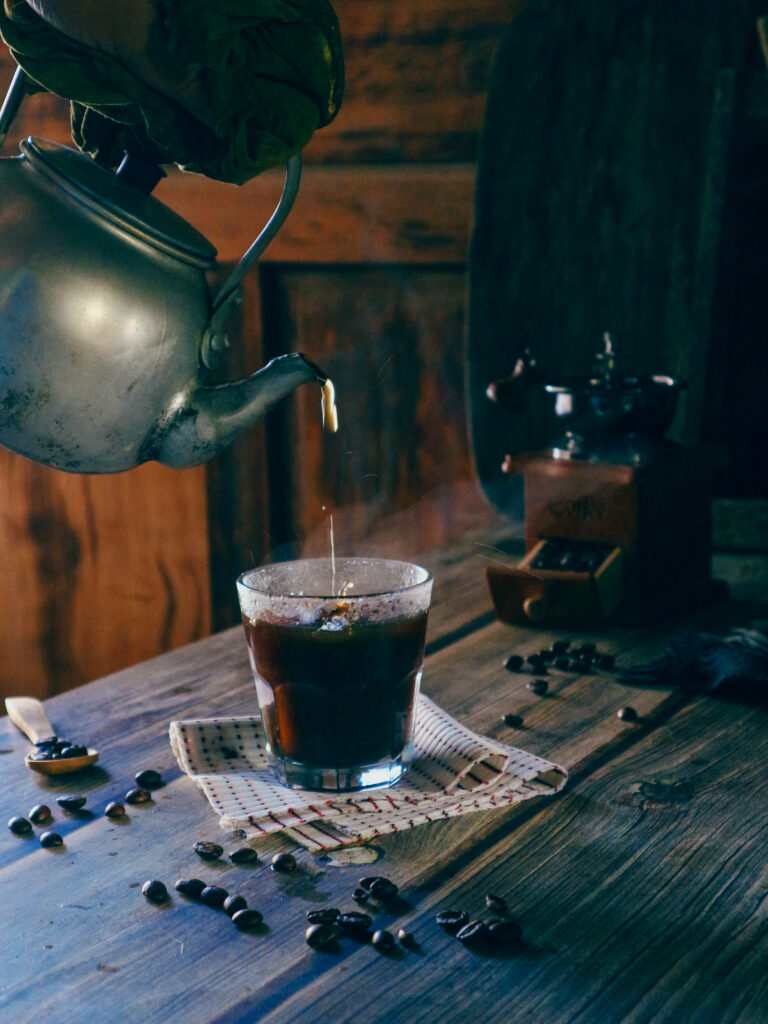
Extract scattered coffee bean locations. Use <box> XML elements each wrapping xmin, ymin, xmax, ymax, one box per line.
<box><xmin>193</xmin><ymin>841</ymin><xmax>224</xmax><ymax>861</ymax></box>
<box><xmin>223</xmin><ymin>895</ymin><xmax>248</xmax><ymax>917</ymax></box>
<box><xmin>200</xmin><ymin>885</ymin><xmax>229</xmax><ymax>909</ymax></box>
<box><xmin>503</xmin><ymin>654</ymin><xmax>524</xmax><ymax>672</ymax></box>
<box><xmin>232</xmin><ymin>908</ymin><xmax>263</xmax><ymax>931</ymax></box>
<box><xmin>488</xmin><ymin>918</ymin><xmax>523</xmax><ymax>945</ymax></box>
<box><xmin>306</xmin><ymin>923</ymin><xmax>336</xmax><ymax>949</ymax></box>
<box><xmin>135</xmin><ymin>769</ymin><xmax>162</xmax><ymax>789</ymax></box>
<box><xmin>229</xmin><ymin>847</ymin><xmax>259</xmax><ymax>865</ymax></box>
<box><xmin>554</xmin><ymin>657</ymin><xmax>571</xmax><ymax>670</ymax></box>
<box><xmin>435</xmin><ymin>909</ymin><xmax>469</xmax><ymax>934</ymax></box>
<box><xmin>28</xmin><ymin>804</ymin><xmax>52</xmax><ymax>825</ymax></box>
<box><xmin>570</xmin><ymin>660</ymin><xmax>590</xmax><ymax>674</ymax></box>
<box><xmin>336</xmin><ymin>911</ymin><xmax>372</xmax><ymax>934</ymax></box>
<box><xmin>353</xmin><ymin>888</ymin><xmax>370</xmax><ymax>904</ymax></box>
<box><xmin>125</xmin><ymin>788</ymin><xmax>152</xmax><ymax>805</ymax></box>
<box><xmin>105</xmin><ymin>801</ymin><xmax>125</xmax><ymax>819</ymax></box>
<box><xmin>485</xmin><ymin>894</ymin><xmax>508</xmax><ymax>914</ymax></box>
<box><xmin>456</xmin><ymin>920</ymin><xmax>490</xmax><ymax>946</ymax></box>
<box><xmin>56</xmin><ymin>795</ymin><xmax>86</xmax><ymax>812</ymax></box>
<box><xmin>617</xmin><ymin>706</ymin><xmax>638</xmax><ymax>722</ymax></box>
<box><xmin>358</xmin><ymin>876</ymin><xmax>378</xmax><ymax>891</ymax></box>
<box><xmin>142</xmin><ymin>880</ymin><xmax>168</xmax><ymax>903</ymax></box>
<box><xmin>39</xmin><ymin>831</ymin><xmax>63</xmax><ymax>848</ymax></box>
<box><xmin>596</xmin><ymin>653</ymin><xmax>615</xmax><ymax>670</ymax></box>
<box><xmin>271</xmin><ymin>852</ymin><xmax>297</xmax><ymax>873</ymax></box>
<box><xmin>9</xmin><ymin>816</ymin><xmax>32</xmax><ymax>836</ymax></box>
<box><xmin>175</xmin><ymin>878</ymin><xmax>206</xmax><ymax>899</ymax></box>
<box><xmin>397</xmin><ymin>928</ymin><xmax>417</xmax><ymax>949</ymax></box>
<box><xmin>552</xmin><ymin>640</ymin><xmax>571</xmax><ymax>655</ymax></box>
<box><xmin>527</xmin><ymin>678</ymin><xmax>548</xmax><ymax>695</ymax></box>
<box><xmin>369</xmin><ymin>877</ymin><xmax>399</xmax><ymax>902</ymax></box>
<box><xmin>306</xmin><ymin>908</ymin><xmax>339</xmax><ymax>925</ymax></box>
<box><xmin>538</xmin><ymin>649</ymin><xmax>555</xmax><ymax>662</ymax></box>
<box><xmin>372</xmin><ymin>929</ymin><xmax>395</xmax><ymax>952</ymax></box>
<box><xmin>502</xmin><ymin>713</ymin><xmax>523</xmax><ymax>728</ymax></box>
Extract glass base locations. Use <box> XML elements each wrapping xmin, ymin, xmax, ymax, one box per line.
<box><xmin>268</xmin><ymin>751</ymin><xmax>409</xmax><ymax>792</ymax></box>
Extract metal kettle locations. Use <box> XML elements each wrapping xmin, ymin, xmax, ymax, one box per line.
<box><xmin>0</xmin><ymin>68</ymin><xmax>330</xmax><ymax>473</ymax></box>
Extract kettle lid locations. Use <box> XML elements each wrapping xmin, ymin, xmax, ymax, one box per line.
<box><xmin>21</xmin><ymin>137</ymin><xmax>217</xmax><ymax>268</ymax></box>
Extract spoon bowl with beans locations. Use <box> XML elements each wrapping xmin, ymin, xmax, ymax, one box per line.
<box><xmin>5</xmin><ymin>697</ymin><xmax>99</xmax><ymax>774</ymax></box>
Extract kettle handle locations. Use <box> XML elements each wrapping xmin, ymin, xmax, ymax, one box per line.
<box><xmin>206</xmin><ymin>153</ymin><xmax>302</xmax><ymax>339</ymax></box>
<box><xmin>0</xmin><ymin>66</ymin><xmax>29</xmax><ymax>152</ymax></box>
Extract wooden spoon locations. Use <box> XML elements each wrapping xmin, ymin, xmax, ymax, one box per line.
<box><xmin>4</xmin><ymin>697</ymin><xmax>99</xmax><ymax>774</ymax></box>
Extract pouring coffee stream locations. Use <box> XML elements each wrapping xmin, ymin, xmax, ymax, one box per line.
<box><xmin>0</xmin><ymin>67</ymin><xmax>338</xmax><ymax>472</ymax></box>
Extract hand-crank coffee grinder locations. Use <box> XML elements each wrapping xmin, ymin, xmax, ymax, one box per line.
<box><xmin>485</xmin><ymin>336</ymin><xmax>716</xmax><ymax>628</ymax></box>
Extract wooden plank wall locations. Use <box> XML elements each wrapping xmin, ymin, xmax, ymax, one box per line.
<box><xmin>0</xmin><ymin>1</ymin><xmax>517</xmax><ymax>697</ymax></box>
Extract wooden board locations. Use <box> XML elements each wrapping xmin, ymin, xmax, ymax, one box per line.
<box><xmin>0</xmin><ymin>542</ymin><xmax>764</xmax><ymax>1022</ymax></box>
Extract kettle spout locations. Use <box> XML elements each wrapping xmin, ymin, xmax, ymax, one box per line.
<box><xmin>150</xmin><ymin>353</ymin><xmax>330</xmax><ymax>468</ymax></box>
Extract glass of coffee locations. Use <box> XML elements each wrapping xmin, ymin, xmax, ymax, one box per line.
<box><xmin>236</xmin><ymin>557</ymin><xmax>433</xmax><ymax>792</ymax></box>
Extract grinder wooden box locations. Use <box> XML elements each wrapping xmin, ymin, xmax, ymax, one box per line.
<box><xmin>500</xmin><ymin>445</ymin><xmax>713</xmax><ymax>625</ymax></box>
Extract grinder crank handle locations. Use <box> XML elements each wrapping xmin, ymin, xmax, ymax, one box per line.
<box><xmin>5</xmin><ymin>696</ymin><xmax>56</xmax><ymax>745</ymax></box>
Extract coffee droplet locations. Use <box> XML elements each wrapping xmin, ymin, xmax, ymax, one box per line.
<box><xmin>321</xmin><ymin>378</ymin><xmax>338</xmax><ymax>434</ymax></box>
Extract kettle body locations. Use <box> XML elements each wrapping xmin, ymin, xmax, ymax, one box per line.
<box><xmin>0</xmin><ymin>69</ymin><xmax>326</xmax><ymax>474</ymax></box>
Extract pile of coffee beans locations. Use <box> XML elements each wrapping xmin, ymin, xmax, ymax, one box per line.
<box><xmin>141</xmin><ymin>875</ymin><xmax>266</xmax><ymax>932</ymax></box>
<box><xmin>304</xmin><ymin>875</ymin><xmax>409</xmax><ymax>954</ymax></box>
<box><xmin>436</xmin><ymin>892</ymin><xmax>522</xmax><ymax>950</ymax></box>
<box><xmin>503</xmin><ymin>639</ymin><xmax>616</xmax><ymax>682</ymax></box>
<box><xmin>27</xmin><ymin>736</ymin><xmax>89</xmax><ymax>762</ymax></box>
<box><xmin>8</xmin><ymin>802</ymin><xmax>63</xmax><ymax>848</ymax></box>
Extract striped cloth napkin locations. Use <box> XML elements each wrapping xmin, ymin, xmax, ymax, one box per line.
<box><xmin>169</xmin><ymin>695</ymin><xmax>567</xmax><ymax>851</ymax></box>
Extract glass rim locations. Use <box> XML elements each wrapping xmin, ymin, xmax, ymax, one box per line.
<box><xmin>236</xmin><ymin>556</ymin><xmax>433</xmax><ymax>601</ymax></box>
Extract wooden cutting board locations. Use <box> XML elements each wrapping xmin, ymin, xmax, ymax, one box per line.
<box><xmin>466</xmin><ymin>0</ymin><xmax>757</xmax><ymax>520</ymax></box>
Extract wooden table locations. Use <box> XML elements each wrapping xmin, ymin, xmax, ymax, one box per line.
<box><xmin>1</xmin><ymin>532</ymin><xmax>766</xmax><ymax>1024</ymax></box>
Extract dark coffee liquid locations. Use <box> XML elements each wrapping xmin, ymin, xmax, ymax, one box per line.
<box><xmin>243</xmin><ymin>610</ymin><xmax>428</xmax><ymax>769</ymax></box>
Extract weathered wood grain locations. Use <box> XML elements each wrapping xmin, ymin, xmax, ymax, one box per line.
<box><xmin>0</xmin><ymin>542</ymin><xmax>764</xmax><ymax>1022</ymax></box>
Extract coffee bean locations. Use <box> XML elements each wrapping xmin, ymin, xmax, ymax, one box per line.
<box><xmin>596</xmin><ymin>653</ymin><xmax>615</xmax><ymax>670</ymax></box>
<box><xmin>223</xmin><ymin>895</ymin><xmax>248</xmax><ymax>917</ymax></box>
<box><xmin>552</xmin><ymin>640</ymin><xmax>571</xmax><ymax>655</ymax></box>
<box><xmin>28</xmin><ymin>804</ymin><xmax>52</xmax><ymax>825</ymax></box>
<box><xmin>569</xmin><ymin>660</ymin><xmax>590</xmax><ymax>674</ymax></box>
<box><xmin>485</xmin><ymin>894</ymin><xmax>508</xmax><ymax>914</ymax></box>
<box><xmin>488</xmin><ymin>918</ymin><xmax>523</xmax><ymax>945</ymax></box>
<box><xmin>105</xmin><ymin>801</ymin><xmax>125</xmax><ymax>818</ymax></box>
<box><xmin>538</xmin><ymin>649</ymin><xmax>555</xmax><ymax>662</ymax></box>
<box><xmin>336</xmin><ymin>911</ymin><xmax>372</xmax><ymax>933</ymax></box>
<box><xmin>352</xmin><ymin>888</ymin><xmax>370</xmax><ymax>904</ymax></box>
<box><xmin>232</xmin><ymin>908</ymin><xmax>263</xmax><ymax>931</ymax></box>
<box><xmin>554</xmin><ymin>657</ymin><xmax>571</xmax><ymax>670</ymax></box>
<box><xmin>271</xmin><ymin>852</ymin><xmax>297</xmax><ymax>873</ymax></box>
<box><xmin>9</xmin><ymin>816</ymin><xmax>32</xmax><ymax>836</ymax></box>
<box><xmin>435</xmin><ymin>909</ymin><xmax>469</xmax><ymax>934</ymax></box>
<box><xmin>229</xmin><ymin>847</ymin><xmax>259</xmax><ymax>865</ymax></box>
<box><xmin>579</xmin><ymin>642</ymin><xmax>597</xmax><ymax>655</ymax></box>
<box><xmin>56</xmin><ymin>795</ymin><xmax>86</xmax><ymax>812</ymax></box>
<box><xmin>372</xmin><ymin>929</ymin><xmax>395</xmax><ymax>952</ymax></box>
<box><xmin>358</xmin><ymin>876</ymin><xmax>378</xmax><ymax>891</ymax></box>
<box><xmin>39</xmin><ymin>831</ymin><xmax>63</xmax><ymax>848</ymax></box>
<box><xmin>135</xmin><ymin>769</ymin><xmax>162</xmax><ymax>789</ymax></box>
<box><xmin>502</xmin><ymin>713</ymin><xmax>523</xmax><ymax>728</ymax></box>
<box><xmin>369</xmin><ymin>877</ymin><xmax>399</xmax><ymax>902</ymax></box>
<box><xmin>527</xmin><ymin>678</ymin><xmax>548</xmax><ymax>695</ymax></box>
<box><xmin>193</xmin><ymin>841</ymin><xmax>224</xmax><ymax>861</ymax></box>
<box><xmin>306</xmin><ymin>923</ymin><xmax>336</xmax><ymax>949</ymax></box>
<box><xmin>200</xmin><ymin>885</ymin><xmax>229</xmax><ymax>909</ymax></box>
<box><xmin>175</xmin><ymin>878</ymin><xmax>206</xmax><ymax>899</ymax></box>
<box><xmin>34</xmin><ymin>736</ymin><xmax>58</xmax><ymax>748</ymax></box>
<box><xmin>142</xmin><ymin>880</ymin><xmax>168</xmax><ymax>903</ymax></box>
<box><xmin>617</xmin><ymin>706</ymin><xmax>638</xmax><ymax>722</ymax></box>
<box><xmin>456</xmin><ymin>920</ymin><xmax>490</xmax><ymax>946</ymax></box>
<box><xmin>503</xmin><ymin>654</ymin><xmax>524</xmax><ymax>672</ymax></box>
<box><xmin>306</xmin><ymin>908</ymin><xmax>339</xmax><ymax>925</ymax></box>
<box><xmin>60</xmin><ymin>745</ymin><xmax>89</xmax><ymax>758</ymax></box>
<box><xmin>397</xmin><ymin>928</ymin><xmax>417</xmax><ymax>949</ymax></box>
<box><xmin>125</xmin><ymin>788</ymin><xmax>152</xmax><ymax>805</ymax></box>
